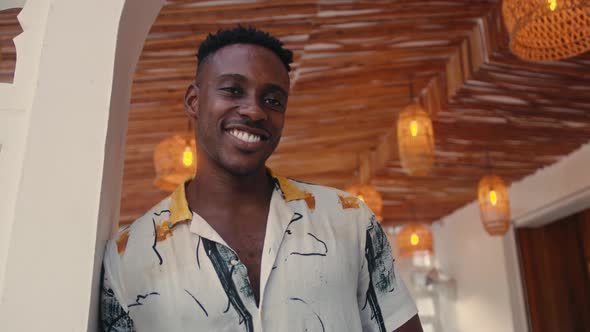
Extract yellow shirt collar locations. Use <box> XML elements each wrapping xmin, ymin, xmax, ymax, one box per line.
<box><xmin>168</xmin><ymin>181</ymin><xmax>193</xmax><ymax>227</ymax></box>
<box><xmin>168</xmin><ymin>169</ymin><xmax>306</xmax><ymax>227</ymax></box>
<box><xmin>268</xmin><ymin>170</ymin><xmax>308</xmax><ymax>202</ymax></box>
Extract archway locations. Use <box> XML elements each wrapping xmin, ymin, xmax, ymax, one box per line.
<box><xmin>0</xmin><ymin>1</ymin><xmax>164</xmax><ymax>331</ymax></box>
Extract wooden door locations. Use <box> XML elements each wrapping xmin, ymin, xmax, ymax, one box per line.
<box><xmin>518</xmin><ymin>210</ymin><xmax>590</xmax><ymax>332</ymax></box>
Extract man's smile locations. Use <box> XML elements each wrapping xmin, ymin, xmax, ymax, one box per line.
<box><xmin>229</xmin><ymin>128</ymin><xmax>261</xmax><ymax>143</ymax></box>
<box><xmin>224</xmin><ymin>126</ymin><xmax>270</xmax><ymax>151</ymax></box>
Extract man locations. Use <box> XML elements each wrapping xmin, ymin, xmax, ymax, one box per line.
<box><xmin>101</xmin><ymin>26</ymin><xmax>422</xmax><ymax>332</ymax></box>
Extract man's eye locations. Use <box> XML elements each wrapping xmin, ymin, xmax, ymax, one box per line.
<box><xmin>264</xmin><ymin>98</ymin><xmax>282</xmax><ymax>107</ymax></box>
<box><xmin>221</xmin><ymin>87</ymin><xmax>242</xmax><ymax>95</ymax></box>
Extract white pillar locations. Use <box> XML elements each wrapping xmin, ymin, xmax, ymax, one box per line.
<box><xmin>0</xmin><ymin>1</ymin><xmax>163</xmax><ymax>331</ymax></box>
<box><xmin>0</xmin><ymin>0</ymin><xmax>51</xmax><ymax>304</ymax></box>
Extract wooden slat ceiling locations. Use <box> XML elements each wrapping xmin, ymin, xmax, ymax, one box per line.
<box><xmin>376</xmin><ymin>48</ymin><xmax>590</xmax><ymax>223</ymax></box>
<box><xmin>0</xmin><ymin>8</ymin><xmax>21</xmax><ymax>83</ymax></box>
<box><xmin>2</xmin><ymin>2</ymin><xmax>589</xmax><ymax>226</ymax></box>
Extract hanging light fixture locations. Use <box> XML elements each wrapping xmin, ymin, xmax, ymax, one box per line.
<box><xmin>397</xmin><ymin>78</ymin><xmax>435</xmax><ymax>176</ymax></box>
<box><xmin>503</xmin><ymin>0</ymin><xmax>590</xmax><ymax>61</ymax></box>
<box><xmin>477</xmin><ymin>152</ymin><xmax>511</xmax><ymax>236</ymax></box>
<box><xmin>153</xmin><ymin>131</ymin><xmax>197</xmax><ymax>192</ymax></box>
<box><xmin>477</xmin><ymin>174</ymin><xmax>511</xmax><ymax>236</ymax></box>
<box><xmin>397</xmin><ymin>223</ymin><xmax>433</xmax><ymax>257</ymax></box>
<box><xmin>345</xmin><ymin>184</ymin><xmax>383</xmax><ymax>221</ymax></box>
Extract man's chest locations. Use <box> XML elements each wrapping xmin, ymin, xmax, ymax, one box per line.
<box><xmin>122</xmin><ymin>219</ymin><xmax>361</xmax><ymax>328</ymax></box>
<box><xmin>211</xmin><ymin>211</ymin><xmax>268</xmax><ymax>272</ymax></box>
<box><xmin>224</xmin><ymin>230</ymin><xmax>266</xmax><ymax>304</ymax></box>
<box><xmin>224</xmin><ymin>228</ymin><xmax>265</xmax><ymax>265</ymax></box>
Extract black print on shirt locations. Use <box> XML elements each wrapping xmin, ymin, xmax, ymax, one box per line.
<box><xmin>286</xmin><ymin>213</ymin><xmax>303</xmax><ymax>230</ymax></box>
<box><xmin>100</xmin><ymin>286</ymin><xmax>135</xmax><ymax>332</ymax></box>
<box><xmin>363</xmin><ymin>215</ymin><xmax>396</xmax><ymax>332</ymax></box>
<box><xmin>283</xmin><ymin>212</ymin><xmax>328</xmax><ymax>259</ymax></box>
<box><xmin>185</xmin><ymin>289</ymin><xmax>209</xmax><ymax>317</ymax></box>
<box><xmin>196</xmin><ymin>236</ymin><xmax>202</xmax><ymax>269</ymax></box>
<box><xmin>203</xmin><ymin>238</ymin><xmax>253</xmax><ymax>332</ymax></box>
<box><xmin>366</xmin><ymin>217</ymin><xmax>396</xmax><ymax>293</ymax></box>
<box><xmin>153</xmin><ymin>209</ymin><xmax>171</xmax><ymax>217</ymax></box>
<box><xmin>289</xmin><ymin>297</ymin><xmax>326</xmax><ymax>332</ymax></box>
<box><xmin>128</xmin><ymin>292</ymin><xmax>160</xmax><ymax>308</ymax></box>
<box><xmin>151</xmin><ymin>218</ymin><xmax>163</xmax><ymax>265</ymax></box>
<box><xmin>289</xmin><ymin>232</ymin><xmax>328</xmax><ymax>257</ymax></box>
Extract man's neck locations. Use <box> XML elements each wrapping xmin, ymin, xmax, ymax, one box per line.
<box><xmin>185</xmin><ymin>163</ymin><xmax>274</xmax><ymax>216</ymax></box>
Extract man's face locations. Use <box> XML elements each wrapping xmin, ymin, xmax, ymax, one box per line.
<box><xmin>186</xmin><ymin>44</ymin><xmax>290</xmax><ymax>176</ymax></box>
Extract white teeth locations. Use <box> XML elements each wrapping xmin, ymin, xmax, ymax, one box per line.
<box><xmin>229</xmin><ymin>129</ymin><xmax>261</xmax><ymax>143</ymax></box>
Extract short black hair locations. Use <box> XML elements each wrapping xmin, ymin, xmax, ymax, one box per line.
<box><xmin>196</xmin><ymin>26</ymin><xmax>294</xmax><ymax>75</ymax></box>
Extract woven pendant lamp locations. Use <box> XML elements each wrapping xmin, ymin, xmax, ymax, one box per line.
<box><xmin>503</xmin><ymin>0</ymin><xmax>590</xmax><ymax>61</ymax></box>
<box><xmin>345</xmin><ymin>184</ymin><xmax>383</xmax><ymax>221</ymax></box>
<box><xmin>397</xmin><ymin>223</ymin><xmax>433</xmax><ymax>257</ymax></box>
<box><xmin>397</xmin><ymin>103</ymin><xmax>435</xmax><ymax>176</ymax></box>
<box><xmin>153</xmin><ymin>133</ymin><xmax>197</xmax><ymax>192</ymax></box>
<box><xmin>397</xmin><ymin>77</ymin><xmax>435</xmax><ymax>176</ymax></box>
<box><xmin>477</xmin><ymin>174</ymin><xmax>511</xmax><ymax>236</ymax></box>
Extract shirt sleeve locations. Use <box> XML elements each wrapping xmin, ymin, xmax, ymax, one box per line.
<box><xmin>357</xmin><ymin>211</ymin><xmax>418</xmax><ymax>332</ymax></box>
<box><xmin>100</xmin><ymin>242</ymin><xmax>135</xmax><ymax>332</ymax></box>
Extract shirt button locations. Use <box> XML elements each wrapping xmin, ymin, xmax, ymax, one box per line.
<box><xmin>230</xmin><ymin>259</ymin><xmax>239</xmax><ymax>266</ymax></box>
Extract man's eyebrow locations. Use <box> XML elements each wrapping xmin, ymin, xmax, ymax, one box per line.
<box><xmin>265</xmin><ymin>83</ymin><xmax>288</xmax><ymax>97</ymax></box>
<box><xmin>217</xmin><ymin>73</ymin><xmax>288</xmax><ymax>95</ymax></box>
<box><xmin>217</xmin><ymin>73</ymin><xmax>248</xmax><ymax>82</ymax></box>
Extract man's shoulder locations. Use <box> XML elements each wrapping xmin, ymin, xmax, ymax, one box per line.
<box><xmin>283</xmin><ymin>177</ymin><xmax>370</xmax><ymax>216</ymax></box>
<box><xmin>109</xmin><ymin>196</ymin><xmax>173</xmax><ymax>256</ymax></box>
<box><xmin>285</xmin><ymin>177</ymin><xmax>349</xmax><ymax>198</ymax></box>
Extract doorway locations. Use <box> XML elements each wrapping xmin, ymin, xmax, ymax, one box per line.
<box><xmin>518</xmin><ymin>209</ymin><xmax>590</xmax><ymax>332</ymax></box>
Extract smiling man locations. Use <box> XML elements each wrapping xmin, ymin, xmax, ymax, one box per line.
<box><xmin>101</xmin><ymin>26</ymin><xmax>422</xmax><ymax>332</ymax></box>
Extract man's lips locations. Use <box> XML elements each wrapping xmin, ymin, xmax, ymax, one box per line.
<box><xmin>224</xmin><ymin>124</ymin><xmax>270</xmax><ymax>141</ymax></box>
<box><xmin>224</xmin><ymin>125</ymin><xmax>270</xmax><ymax>150</ymax></box>
<box><xmin>227</xmin><ymin>128</ymin><xmax>263</xmax><ymax>143</ymax></box>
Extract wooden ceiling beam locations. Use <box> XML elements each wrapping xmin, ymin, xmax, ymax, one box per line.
<box><xmin>354</xmin><ymin>10</ymin><xmax>498</xmax><ymax>186</ymax></box>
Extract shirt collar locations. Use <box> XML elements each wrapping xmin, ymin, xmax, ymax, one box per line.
<box><xmin>167</xmin><ymin>169</ymin><xmax>306</xmax><ymax>228</ymax></box>
<box><xmin>168</xmin><ymin>181</ymin><xmax>193</xmax><ymax>228</ymax></box>
<box><xmin>268</xmin><ymin>169</ymin><xmax>308</xmax><ymax>202</ymax></box>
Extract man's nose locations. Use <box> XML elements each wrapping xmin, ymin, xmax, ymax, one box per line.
<box><xmin>237</xmin><ymin>99</ymin><xmax>268</xmax><ymax>122</ymax></box>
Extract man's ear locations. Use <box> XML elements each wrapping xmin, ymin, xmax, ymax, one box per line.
<box><xmin>184</xmin><ymin>83</ymin><xmax>200</xmax><ymax>119</ymax></box>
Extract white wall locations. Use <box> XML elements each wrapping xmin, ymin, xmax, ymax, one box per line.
<box><xmin>0</xmin><ymin>0</ymin><xmax>49</xmax><ymax>302</ymax></box>
<box><xmin>432</xmin><ymin>205</ymin><xmax>517</xmax><ymax>332</ymax></box>
<box><xmin>432</xmin><ymin>141</ymin><xmax>590</xmax><ymax>332</ymax></box>
<box><xmin>0</xmin><ymin>1</ymin><xmax>163</xmax><ymax>331</ymax></box>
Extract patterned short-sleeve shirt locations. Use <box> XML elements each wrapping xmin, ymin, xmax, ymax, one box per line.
<box><xmin>101</xmin><ymin>173</ymin><xmax>417</xmax><ymax>331</ymax></box>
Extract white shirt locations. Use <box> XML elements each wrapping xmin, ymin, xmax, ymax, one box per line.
<box><xmin>101</xmin><ymin>173</ymin><xmax>417</xmax><ymax>331</ymax></box>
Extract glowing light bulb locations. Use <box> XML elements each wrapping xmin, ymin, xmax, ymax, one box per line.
<box><xmin>410</xmin><ymin>233</ymin><xmax>420</xmax><ymax>246</ymax></box>
<box><xmin>548</xmin><ymin>0</ymin><xmax>557</xmax><ymax>11</ymax></box>
<box><xmin>410</xmin><ymin>120</ymin><xmax>419</xmax><ymax>137</ymax></box>
<box><xmin>358</xmin><ymin>195</ymin><xmax>365</xmax><ymax>203</ymax></box>
<box><xmin>182</xmin><ymin>146</ymin><xmax>193</xmax><ymax>167</ymax></box>
<box><xmin>489</xmin><ymin>190</ymin><xmax>498</xmax><ymax>206</ymax></box>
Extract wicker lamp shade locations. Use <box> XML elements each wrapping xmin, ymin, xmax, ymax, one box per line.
<box><xmin>397</xmin><ymin>223</ymin><xmax>433</xmax><ymax>257</ymax></box>
<box><xmin>502</xmin><ymin>0</ymin><xmax>590</xmax><ymax>61</ymax></box>
<box><xmin>477</xmin><ymin>174</ymin><xmax>511</xmax><ymax>236</ymax></box>
<box><xmin>345</xmin><ymin>184</ymin><xmax>383</xmax><ymax>221</ymax></box>
<box><xmin>397</xmin><ymin>103</ymin><xmax>435</xmax><ymax>176</ymax></box>
<box><xmin>153</xmin><ymin>133</ymin><xmax>197</xmax><ymax>192</ymax></box>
